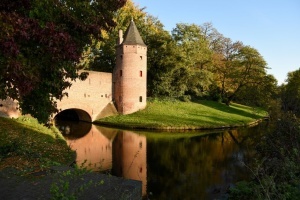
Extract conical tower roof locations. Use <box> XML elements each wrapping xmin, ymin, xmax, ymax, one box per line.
<box><xmin>122</xmin><ymin>20</ymin><xmax>146</xmax><ymax>46</ymax></box>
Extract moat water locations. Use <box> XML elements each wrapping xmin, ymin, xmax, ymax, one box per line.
<box><xmin>56</xmin><ymin>120</ymin><xmax>268</xmax><ymax>199</ymax></box>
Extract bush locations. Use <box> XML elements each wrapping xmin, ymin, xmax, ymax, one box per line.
<box><xmin>229</xmin><ymin>113</ymin><xmax>300</xmax><ymax>199</ymax></box>
<box><xmin>229</xmin><ymin>181</ymin><xmax>256</xmax><ymax>200</ymax></box>
<box><xmin>179</xmin><ymin>95</ymin><xmax>191</xmax><ymax>102</ymax></box>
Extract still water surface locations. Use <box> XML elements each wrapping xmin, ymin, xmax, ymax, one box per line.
<box><xmin>56</xmin><ymin>120</ymin><xmax>267</xmax><ymax>199</ymax></box>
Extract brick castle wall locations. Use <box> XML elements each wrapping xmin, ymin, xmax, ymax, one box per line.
<box><xmin>56</xmin><ymin>71</ymin><xmax>116</xmax><ymax>121</ymax></box>
<box><xmin>0</xmin><ymin>71</ymin><xmax>116</xmax><ymax>121</ymax></box>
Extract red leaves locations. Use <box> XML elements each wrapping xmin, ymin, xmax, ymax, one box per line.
<box><xmin>38</xmin><ymin>22</ymin><xmax>80</xmax><ymax>62</ymax></box>
<box><xmin>1</xmin><ymin>38</ymin><xmax>19</xmax><ymax>57</ymax></box>
<box><xmin>4</xmin><ymin>60</ymin><xmax>34</xmax><ymax>97</ymax></box>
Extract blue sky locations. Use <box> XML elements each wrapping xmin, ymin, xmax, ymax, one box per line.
<box><xmin>133</xmin><ymin>0</ymin><xmax>300</xmax><ymax>85</ymax></box>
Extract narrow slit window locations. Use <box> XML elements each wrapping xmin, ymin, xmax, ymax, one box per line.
<box><xmin>120</xmin><ymin>70</ymin><xmax>122</xmax><ymax>77</ymax></box>
<box><xmin>139</xmin><ymin>96</ymin><xmax>142</xmax><ymax>102</ymax></box>
<box><xmin>140</xmin><ymin>71</ymin><xmax>142</xmax><ymax>77</ymax></box>
<box><xmin>140</xmin><ymin>56</ymin><xmax>142</xmax><ymax>60</ymax></box>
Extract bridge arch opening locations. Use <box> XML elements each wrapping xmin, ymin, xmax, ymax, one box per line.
<box><xmin>54</xmin><ymin>108</ymin><xmax>92</xmax><ymax>122</ymax></box>
<box><xmin>54</xmin><ymin>109</ymin><xmax>92</xmax><ymax>139</ymax></box>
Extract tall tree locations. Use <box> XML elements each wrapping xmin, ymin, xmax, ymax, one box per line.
<box><xmin>171</xmin><ymin>23</ymin><xmax>213</xmax><ymax>97</ymax></box>
<box><xmin>0</xmin><ymin>0</ymin><xmax>126</xmax><ymax>123</ymax></box>
<box><xmin>222</xmin><ymin>45</ymin><xmax>268</xmax><ymax>105</ymax></box>
<box><xmin>281</xmin><ymin>68</ymin><xmax>300</xmax><ymax>117</ymax></box>
<box><xmin>210</xmin><ymin>37</ymin><xmax>243</xmax><ymax>102</ymax></box>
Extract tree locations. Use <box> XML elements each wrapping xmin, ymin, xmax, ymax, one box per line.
<box><xmin>0</xmin><ymin>0</ymin><xmax>126</xmax><ymax>123</ymax></box>
<box><xmin>222</xmin><ymin>45</ymin><xmax>268</xmax><ymax>105</ymax></box>
<box><xmin>233</xmin><ymin>74</ymin><xmax>278</xmax><ymax>108</ymax></box>
<box><xmin>171</xmin><ymin>23</ymin><xmax>213</xmax><ymax>97</ymax></box>
<box><xmin>281</xmin><ymin>68</ymin><xmax>300</xmax><ymax>117</ymax></box>
<box><xmin>210</xmin><ymin>37</ymin><xmax>243</xmax><ymax>102</ymax></box>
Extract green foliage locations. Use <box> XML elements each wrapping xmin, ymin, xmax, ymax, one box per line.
<box><xmin>223</xmin><ymin>45</ymin><xmax>268</xmax><ymax>105</ymax></box>
<box><xmin>171</xmin><ymin>23</ymin><xmax>214</xmax><ymax>97</ymax></box>
<box><xmin>233</xmin><ymin>74</ymin><xmax>278</xmax><ymax>108</ymax></box>
<box><xmin>179</xmin><ymin>95</ymin><xmax>192</xmax><ymax>102</ymax></box>
<box><xmin>229</xmin><ymin>113</ymin><xmax>300</xmax><ymax>200</ymax></box>
<box><xmin>228</xmin><ymin>181</ymin><xmax>256</xmax><ymax>200</ymax></box>
<box><xmin>281</xmin><ymin>68</ymin><xmax>300</xmax><ymax>117</ymax></box>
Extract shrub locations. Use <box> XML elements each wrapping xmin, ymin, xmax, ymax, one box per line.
<box><xmin>179</xmin><ymin>95</ymin><xmax>191</xmax><ymax>102</ymax></box>
<box><xmin>229</xmin><ymin>113</ymin><xmax>300</xmax><ymax>199</ymax></box>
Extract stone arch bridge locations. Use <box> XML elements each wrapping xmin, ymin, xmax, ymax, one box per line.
<box><xmin>0</xmin><ymin>70</ymin><xmax>118</xmax><ymax>122</ymax></box>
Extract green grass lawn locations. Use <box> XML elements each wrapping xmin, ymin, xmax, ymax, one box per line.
<box><xmin>0</xmin><ymin>116</ymin><xmax>75</xmax><ymax>174</ymax></box>
<box><xmin>96</xmin><ymin>99</ymin><xmax>268</xmax><ymax>130</ymax></box>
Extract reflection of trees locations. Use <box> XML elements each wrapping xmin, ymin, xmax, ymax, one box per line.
<box><xmin>147</xmin><ymin>123</ymin><xmax>267</xmax><ymax>199</ymax></box>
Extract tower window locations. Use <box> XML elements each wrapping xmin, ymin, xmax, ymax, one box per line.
<box><xmin>120</xmin><ymin>70</ymin><xmax>122</xmax><ymax>76</ymax></box>
<box><xmin>140</xmin><ymin>71</ymin><xmax>142</xmax><ymax>77</ymax></box>
<box><xmin>139</xmin><ymin>96</ymin><xmax>142</xmax><ymax>102</ymax></box>
<box><xmin>140</xmin><ymin>56</ymin><xmax>142</xmax><ymax>60</ymax></box>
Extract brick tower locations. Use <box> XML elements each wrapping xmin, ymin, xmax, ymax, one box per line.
<box><xmin>113</xmin><ymin>20</ymin><xmax>147</xmax><ymax>114</ymax></box>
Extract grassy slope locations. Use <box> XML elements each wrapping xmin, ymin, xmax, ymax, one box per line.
<box><xmin>96</xmin><ymin>100</ymin><xmax>268</xmax><ymax>129</ymax></box>
<box><xmin>0</xmin><ymin>116</ymin><xmax>75</xmax><ymax>174</ymax></box>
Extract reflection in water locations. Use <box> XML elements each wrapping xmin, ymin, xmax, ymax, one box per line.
<box><xmin>57</xmin><ymin>120</ymin><xmax>267</xmax><ymax>199</ymax></box>
<box><xmin>57</xmin><ymin>121</ymin><xmax>147</xmax><ymax>196</ymax></box>
<box><xmin>112</xmin><ymin>131</ymin><xmax>147</xmax><ymax>196</ymax></box>
<box><xmin>55</xmin><ymin>120</ymin><xmax>91</xmax><ymax>139</ymax></box>
<box><xmin>66</xmin><ymin>125</ymin><xmax>118</xmax><ymax>171</ymax></box>
<box><xmin>146</xmin><ymin>124</ymin><xmax>265</xmax><ymax>200</ymax></box>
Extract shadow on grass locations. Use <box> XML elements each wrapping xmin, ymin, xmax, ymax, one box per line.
<box><xmin>0</xmin><ymin>117</ymin><xmax>75</xmax><ymax>173</ymax></box>
<box><xmin>194</xmin><ymin>100</ymin><xmax>264</xmax><ymax>120</ymax></box>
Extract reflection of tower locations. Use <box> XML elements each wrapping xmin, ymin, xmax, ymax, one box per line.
<box><xmin>113</xmin><ymin>130</ymin><xmax>147</xmax><ymax>196</ymax></box>
<box><xmin>113</xmin><ymin>20</ymin><xmax>147</xmax><ymax>114</ymax></box>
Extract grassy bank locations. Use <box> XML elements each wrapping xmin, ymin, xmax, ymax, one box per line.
<box><xmin>96</xmin><ymin>99</ymin><xmax>268</xmax><ymax>130</ymax></box>
<box><xmin>0</xmin><ymin>116</ymin><xmax>75</xmax><ymax>174</ymax></box>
